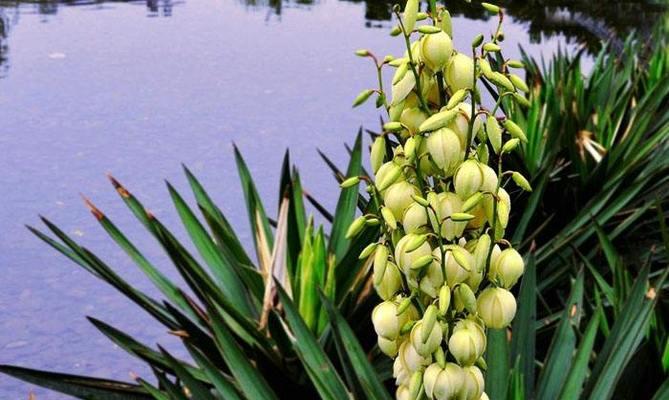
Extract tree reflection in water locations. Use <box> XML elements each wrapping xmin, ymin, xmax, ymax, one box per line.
<box><xmin>0</xmin><ymin>0</ymin><xmax>179</xmax><ymax>75</ymax></box>
<box><xmin>245</xmin><ymin>0</ymin><xmax>666</xmax><ymax>52</ymax></box>
<box><xmin>0</xmin><ymin>0</ymin><xmax>665</xmax><ymax>76</ymax></box>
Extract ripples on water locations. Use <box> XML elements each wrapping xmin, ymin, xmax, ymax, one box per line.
<box><xmin>0</xmin><ymin>0</ymin><xmax>665</xmax><ymax>398</ymax></box>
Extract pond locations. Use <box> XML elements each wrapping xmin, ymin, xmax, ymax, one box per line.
<box><xmin>0</xmin><ymin>0</ymin><xmax>665</xmax><ymax>398</ymax></box>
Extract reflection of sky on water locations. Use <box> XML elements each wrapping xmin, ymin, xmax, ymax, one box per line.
<box><xmin>0</xmin><ymin>0</ymin><xmax>663</xmax><ymax>398</ymax></box>
<box><xmin>0</xmin><ymin>0</ymin><xmax>665</xmax><ymax>76</ymax></box>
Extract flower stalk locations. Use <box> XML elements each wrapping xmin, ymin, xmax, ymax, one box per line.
<box><xmin>350</xmin><ymin>2</ymin><xmax>533</xmax><ymax>399</ymax></box>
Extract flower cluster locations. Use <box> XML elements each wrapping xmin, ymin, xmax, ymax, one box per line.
<box><xmin>346</xmin><ymin>1</ymin><xmax>532</xmax><ymax>399</ymax></box>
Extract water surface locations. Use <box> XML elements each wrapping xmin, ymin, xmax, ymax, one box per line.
<box><xmin>0</xmin><ymin>0</ymin><xmax>664</xmax><ymax>398</ymax></box>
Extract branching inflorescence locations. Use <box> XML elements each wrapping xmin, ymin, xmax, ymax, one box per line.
<box><xmin>346</xmin><ymin>1</ymin><xmax>532</xmax><ymax>399</ymax></box>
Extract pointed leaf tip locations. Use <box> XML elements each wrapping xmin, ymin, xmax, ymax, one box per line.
<box><xmin>81</xmin><ymin>195</ymin><xmax>105</xmax><ymax>220</ymax></box>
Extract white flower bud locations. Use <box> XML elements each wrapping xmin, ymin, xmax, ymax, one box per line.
<box><xmin>375</xmin><ymin>161</ymin><xmax>404</xmax><ymax>191</ymax></box>
<box><xmin>384</xmin><ymin>181</ymin><xmax>420</xmax><ymax>221</ymax></box>
<box><xmin>446</xmin><ymin>53</ymin><xmax>475</xmax><ymax>92</ymax></box>
<box><xmin>426</xmin><ymin>128</ymin><xmax>463</xmax><ymax>176</ymax></box>
<box><xmin>410</xmin><ymin>320</ymin><xmax>443</xmax><ymax>357</ymax></box>
<box><xmin>399</xmin><ymin>340</ymin><xmax>432</xmax><ymax>373</ymax></box>
<box><xmin>396</xmin><ymin>385</ymin><xmax>411</xmax><ymax>400</ymax></box>
<box><xmin>497</xmin><ymin>189</ymin><xmax>511</xmax><ymax>228</ymax></box>
<box><xmin>378</xmin><ymin>335</ymin><xmax>400</xmax><ymax>357</ymax></box>
<box><xmin>432</xmin><ymin>246</ymin><xmax>473</xmax><ymax>287</ymax></box>
<box><xmin>421</xmin><ymin>31</ymin><xmax>453</xmax><ymax>71</ymax></box>
<box><xmin>419</xmin><ymin>258</ymin><xmax>445</xmax><ymax>297</ymax></box>
<box><xmin>454</xmin><ymin>160</ymin><xmax>484</xmax><ymax>199</ymax></box>
<box><xmin>423</xmin><ymin>362</ymin><xmax>464</xmax><ymax>400</ymax></box>
<box><xmin>394</xmin><ymin>356</ymin><xmax>410</xmax><ymax>386</ymax></box>
<box><xmin>476</xmin><ymin>287</ymin><xmax>517</xmax><ymax>329</ymax></box>
<box><xmin>432</xmin><ymin>192</ymin><xmax>467</xmax><ymax>240</ymax></box>
<box><xmin>400</xmin><ymin>107</ymin><xmax>429</xmax><ymax>137</ymax></box>
<box><xmin>423</xmin><ymin>363</ymin><xmax>440</xmax><ymax>399</ymax></box>
<box><xmin>403</xmin><ymin>202</ymin><xmax>429</xmax><ymax>234</ymax></box>
<box><xmin>447</xmin><ymin>103</ymin><xmax>482</xmax><ymax>150</ymax></box>
<box><xmin>372</xmin><ymin>299</ymin><xmax>416</xmax><ymax>340</ymax></box>
<box><xmin>375</xmin><ymin>261</ymin><xmax>402</xmax><ymax>300</ymax></box>
<box><xmin>489</xmin><ymin>248</ymin><xmax>524</xmax><ymax>289</ymax></box>
<box><xmin>395</xmin><ymin>233</ymin><xmax>433</xmax><ymax>273</ymax></box>
<box><xmin>448</xmin><ymin>328</ymin><xmax>481</xmax><ymax>366</ymax></box>
<box><xmin>449</xmin><ymin>245</ymin><xmax>474</xmax><ymax>272</ymax></box>
<box><xmin>453</xmin><ymin>319</ymin><xmax>486</xmax><ymax>354</ymax></box>
<box><xmin>460</xmin><ymin>366</ymin><xmax>484</xmax><ymax>400</ymax></box>
<box><xmin>416</xmin><ymin>136</ymin><xmax>438</xmax><ymax>176</ymax></box>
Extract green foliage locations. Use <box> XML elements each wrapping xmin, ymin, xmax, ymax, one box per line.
<box><xmin>484</xmin><ymin>32</ymin><xmax>669</xmax><ymax>400</ymax></box>
<box><xmin>2</xmin><ymin>7</ymin><xmax>669</xmax><ymax>400</ymax></box>
<box><xmin>507</xmin><ymin>36</ymin><xmax>669</xmax><ymax>280</ymax></box>
<box><xmin>1</xmin><ymin>136</ymin><xmax>391</xmax><ymax>399</ymax></box>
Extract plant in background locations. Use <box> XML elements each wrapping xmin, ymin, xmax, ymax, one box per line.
<box><xmin>488</xmin><ymin>29</ymin><xmax>669</xmax><ymax>399</ymax></box>
<box><xmin>349</xmin><ymin>1</ymin><xmax>533</xmax><ymax>398</ymax></box>
<box><xmin>0</xmin><ymin>144</ymin><xmax>392</xmax><ymax>399</ymax></box>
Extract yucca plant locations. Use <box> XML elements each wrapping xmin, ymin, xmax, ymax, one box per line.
<box><xmin>0</xmin><ymin>138</ymin><xmax>396</xmax><ymax>399</ymax></box>
<box><xmin>505</xmin><ymin>33</ymin><xmax>669</xmax><ymax>283</ymax></box>
<box><xmin>3</xmin><ymin>1</ymin><xmax>669</xmax><ymax>399</ymax></box>
<box><xmin>479</xmin><ymin>28</ymin><xmax>669</xmax><ymax>400</ymax></box>
<box><xmin>485</xmin><ymin>211</ymin><xmax>669</xmax><ymax>400</ymax></box>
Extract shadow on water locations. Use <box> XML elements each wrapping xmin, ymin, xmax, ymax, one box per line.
<box><xmin>0</xmin><ymin>6</ymin><xmax>11</xmax><ymax>76</ymax></box>
<box><xmin>244</xmin><ymin>0</ymin><xmax>667</xmax><ymax>51</ymax></box>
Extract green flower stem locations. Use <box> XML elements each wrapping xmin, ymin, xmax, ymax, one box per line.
<box><xmin>365</xmin><ymin>52</ymin><xmax>389</xmax><ymax>114</ymax></box>
<box><xmin>464</xmin><ymin>48</ymin><xmax>479</xmax><ymax>161</ymax></box>
<box><xmin>426</xmin><ymin>202</ymin><xmax>447</xmax><ymax>280</ymax></box>
<box><xmin>436</xmin><ymin>71</ymin><xmax>446</xmax><ymax>108</ymax></box>
<box><xmin>411</xmin><ymin>290</ymin><xmax>426</xmax><ymax>314</ymax></box>
<box><xmin>376</xmin><ymin>64</ymin><xmax>389</xmax><ymax>113</ymax></box>
<box><xmin>493</xmin><ymin>10</ymin><xmax>504</xmax><ymax>43</ymax></box>
<box><xmin>484</xmin><ymin>153</ymin><xmax>504</xmax><ymax>276</ymax></box>
<box><xmin>394</xmin><ymin>10</ymin><xmax>431</xmax><ymax>114</ymax></box>
<box><xmin>491</xmin><ymin>91</ymin><xmax>514</xmax><ymax>115</ymax></box>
